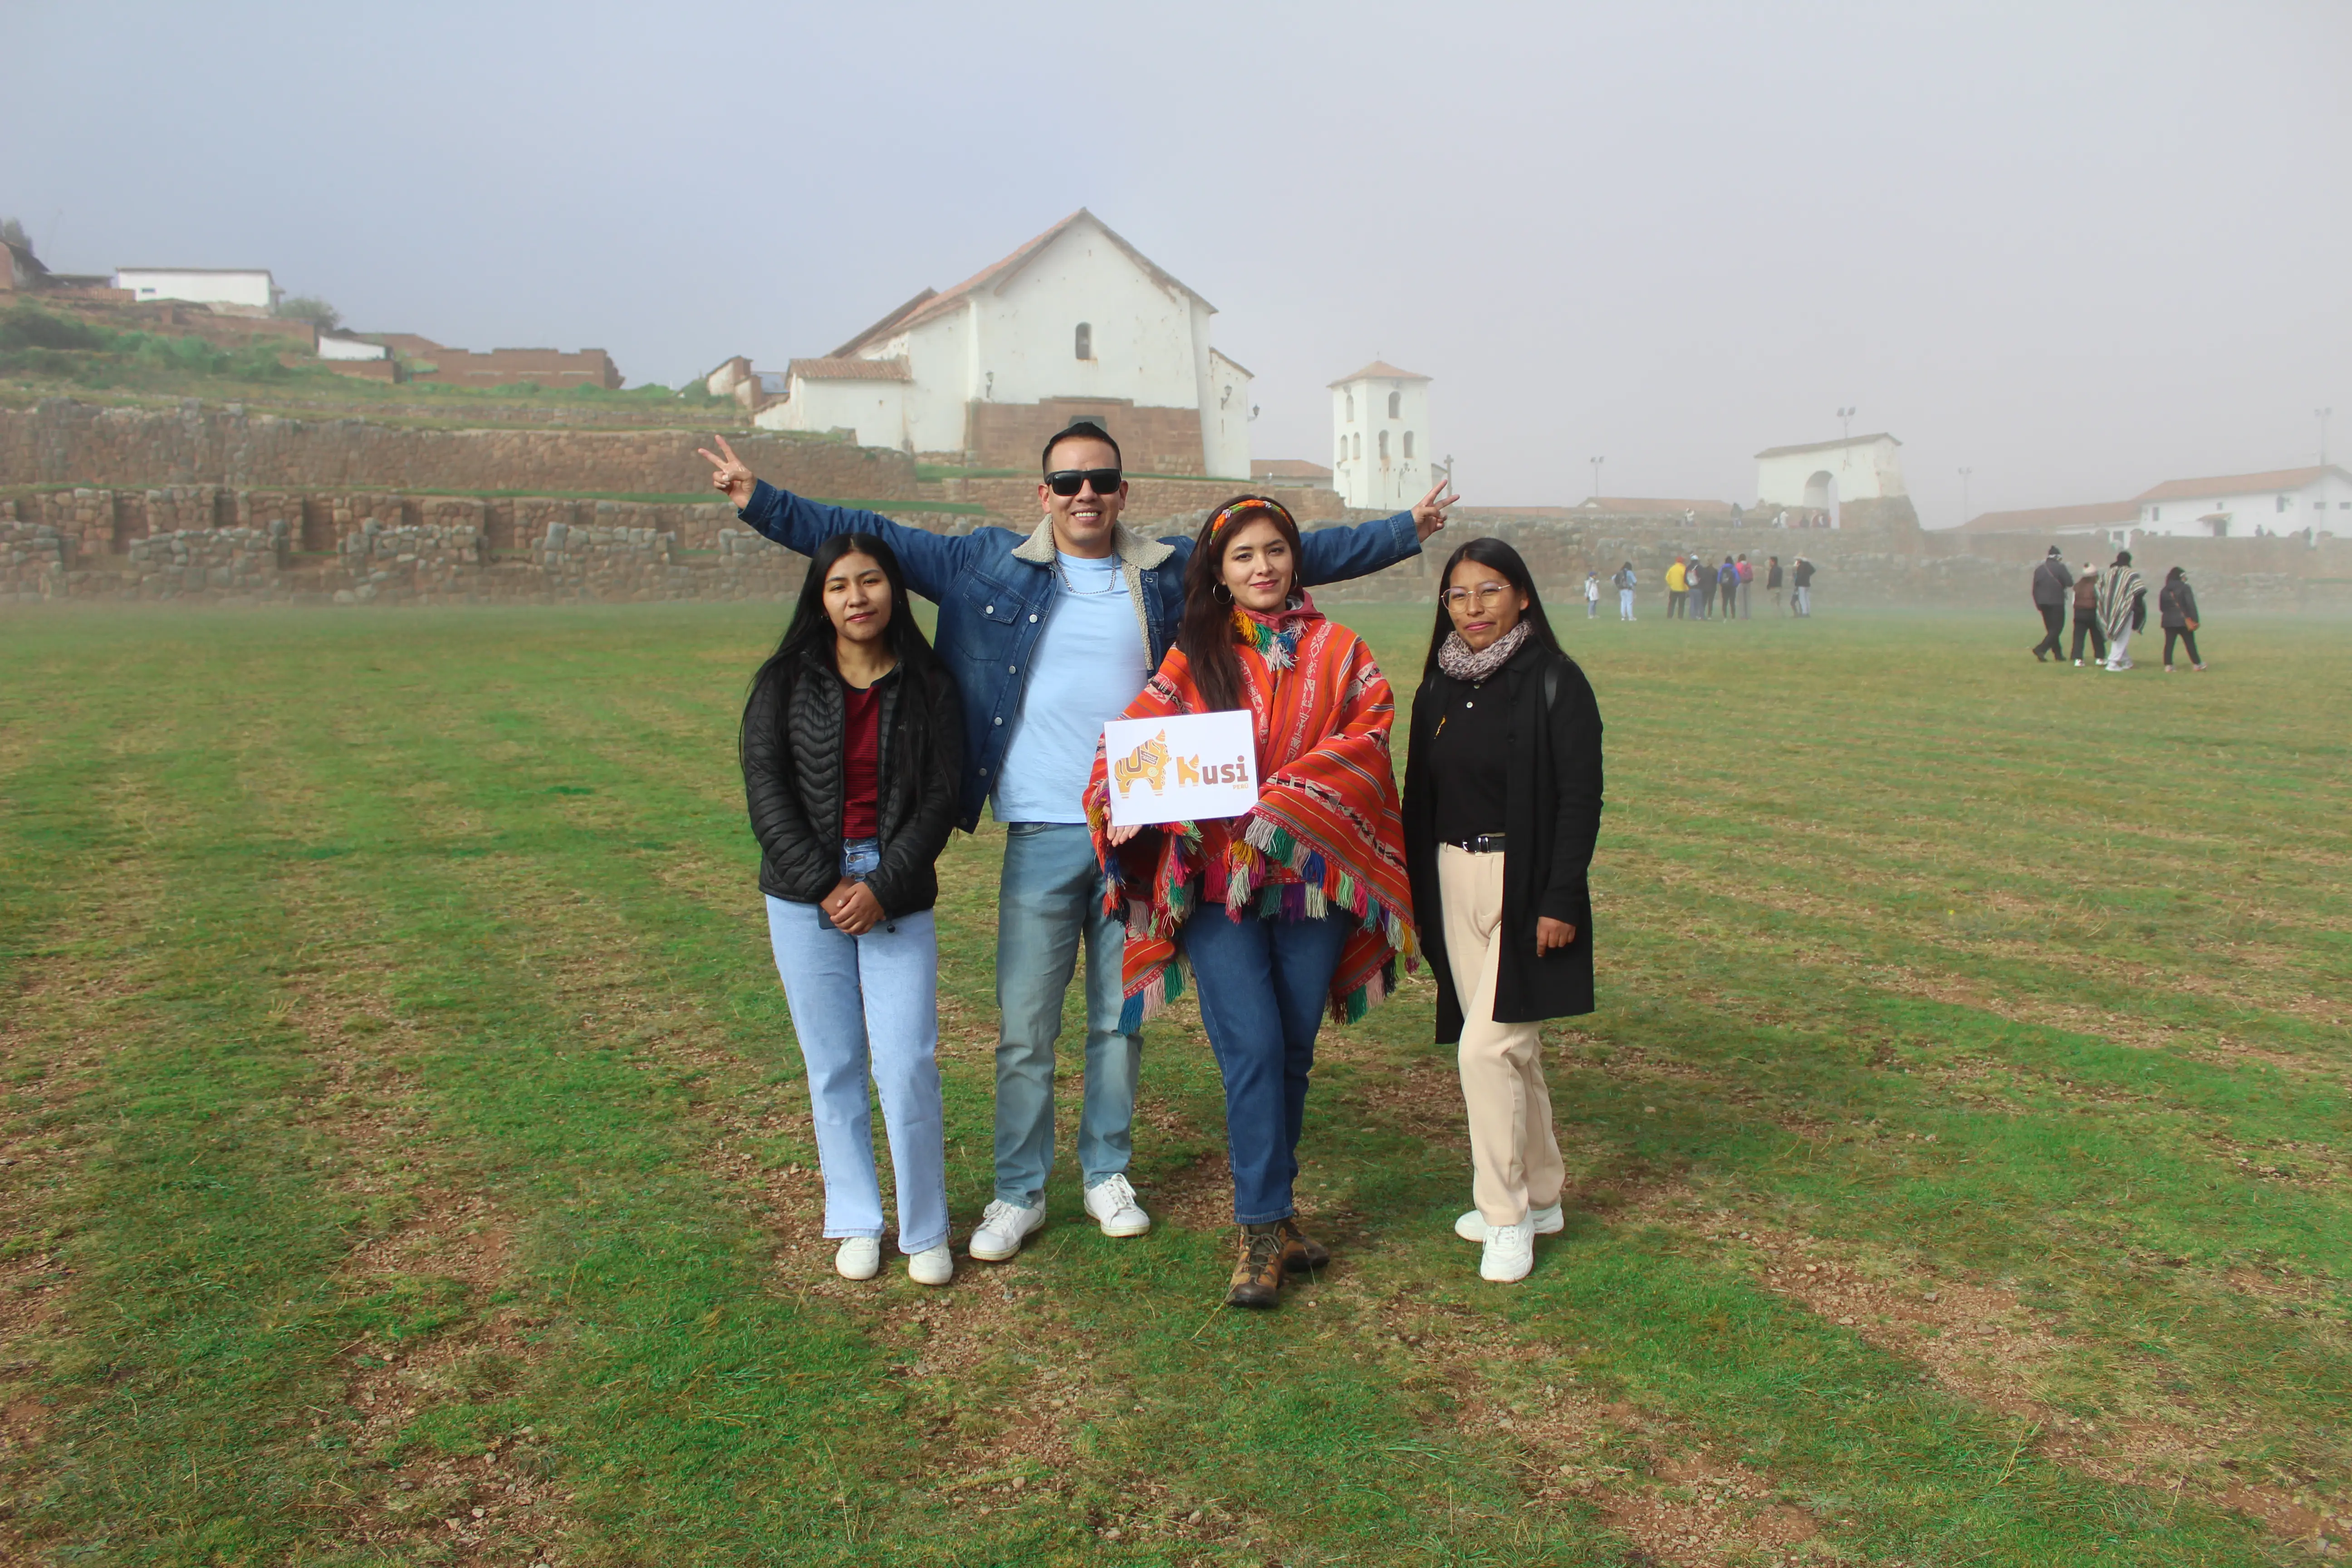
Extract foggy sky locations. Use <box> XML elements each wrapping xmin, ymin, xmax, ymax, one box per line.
<box><xmin>6</xmin><ymin>0</ymin><xmax>2347</xmax><ymax>524</ymax></box>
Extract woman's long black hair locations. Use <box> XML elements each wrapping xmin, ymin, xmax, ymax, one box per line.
<box><xmin>1178</xmin><ymin>497</ymin><xmax>1305</xmax><ymax>713</ymax></box>
<box><xmin>1422</xmin><ymin>537</ymin><xmax>1561</xmax><ymax>678</ymax></box>
<box><xmin>740</xmin><ymin>532</ymin><xmax>938</xmax><ymax>748</ymax></box>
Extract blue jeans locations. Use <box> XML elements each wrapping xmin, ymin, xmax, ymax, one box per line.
<box><xmin>1183</xmin><ymin>908</ymin><xmax>1353</xmax><ymax>1225</ymax></box>
<box><xmin>763</xmin><ymin>840</ymin><xmax>949</xmax><ymax>1254</ymax></box>
<box><xmin>994</xmin><ymin>822</ymin><xmax>1140</xmax><ymax>1208</ymax></box>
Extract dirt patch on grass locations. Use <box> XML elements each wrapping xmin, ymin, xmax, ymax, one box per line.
<box><xmin>1659</xmin><ymin>1210</ymin><xmax>2347</xmax><ymax>1547</ymax></box>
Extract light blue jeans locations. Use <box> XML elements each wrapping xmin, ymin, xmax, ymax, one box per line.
<box><xmin>763</xmin><ymin>838</ymin><xmax>949</xmax><ymax>1254</ymax></box>
<box><xmin>994</xmin><ymin>821</ymin><xmax>1141</xmax><ymax>1209</ymax></box>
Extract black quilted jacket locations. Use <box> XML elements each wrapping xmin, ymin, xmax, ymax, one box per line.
<box><xmin>741</xmin><ymin>653</ymin><xmax>962</xmax><ymax>917</ymax></box>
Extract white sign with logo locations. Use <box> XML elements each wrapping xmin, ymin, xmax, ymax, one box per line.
<box><xmin>1102</xmin><ymin>710</ymin><xmax>1259</xmax><ymax>828</ymax></box>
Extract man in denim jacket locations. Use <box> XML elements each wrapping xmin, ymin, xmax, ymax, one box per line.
<box><xmin>702</xmin><ymin>423</ymin><xmax>1453</xmax><ymax>1260</ymax></box>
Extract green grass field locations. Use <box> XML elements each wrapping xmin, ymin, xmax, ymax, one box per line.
<box><xmin>1</xmin><ymin>603</ymin><xmax>2346</xmax><ymax>1567</ymax></box>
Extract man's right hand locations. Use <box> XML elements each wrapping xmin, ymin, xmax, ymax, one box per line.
<box><xmin>697</xmin><ymin>434</ymin><xmax>756</xmax><ymax>510</ymax></box>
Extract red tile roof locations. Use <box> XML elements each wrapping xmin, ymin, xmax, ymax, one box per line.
<box><xmin>1957</xmin><ymin>500</ymin><xmax>2139</xmax><ymax>534</ymax></box>
<box><xmin>1327</xmin><ymin>359</ymin><xmax>1430</xmax><ymax>387</ymax></box>
<box><xmin>830</xmin><ymin>210</ymin><xmax>1212</xmax><ymax>359</ymax></box>
<box><xmin>2131</xmin><ymin>465</ymin><xmax>2349</xmax><ymax>502</ymax></box>
<box><xmin>789</xmin><ymin>356</ymin><xmax>911</xmax><ymax>382</ymax></box>
<box><xmin>1753</xmin><ymin>433</ymin><xmax>1901</xmax><ymax>460</ymax></box>
<box><xmin>1251</xmin><ymin>459</ymin><xmax>1332</xmax><ymax>481</ymax></box>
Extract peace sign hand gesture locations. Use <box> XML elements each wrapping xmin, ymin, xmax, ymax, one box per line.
<box><xmin>1411</xmin><ymin>479</ymin><xmax>1460</xmax><ymax>542</ymax></box>
<box><xmin>696</xmin><ymin>434</ymin><xmax>756</xmax><ymax>510</ymax></box>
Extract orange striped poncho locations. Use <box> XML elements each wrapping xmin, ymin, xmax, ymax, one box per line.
<box><xmin>1084</xmin><ymin>593</ymin><xmax>1417</xmax><ymax>1032</ymax></box>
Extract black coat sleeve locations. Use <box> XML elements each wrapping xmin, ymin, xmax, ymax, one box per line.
<box><xmin>1537</xmin><ymin>659</ymin><xmax>1605</xmax><ymax>925</ymax></box>
<box><xmin>742</xmin><ymin>671</ymin><xmax>836</xmax><ymax>897</ymax></box>
<box><xmin>862</xmin><ymin>666</ymin><xmax>964</xmax><ymax>918</ymax></box>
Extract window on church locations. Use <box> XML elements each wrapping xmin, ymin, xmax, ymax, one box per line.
<box><xmin>1345</xmin><ymin>393</ymin><xmax>1355</xmax><ymax>421</ymax></box>
<box><xmin>1074</xmin><ymin>323</ymin><xmax>1093</xmax><ymax>360</ymax></box>
<box><xmin>1403</xmin><ymin>432</ymin><xmax>1416</xmax><ymax>459</ymax></box>
<box><xmin>1387</xmin><ymin>390</ymin><xmax>1401</xmax><ymax>419</ymax></box>
<box><xmin>1353</xmin><ymin>433</ymin><xmax>1362</xmax><ymax>459</ymax></box>
<box><xmin>1378</xmin><ymin>431</ymin><xmax>1390</xmax><ymax>460</ymax></box>
<box><xmin>2277</xmin><ymin>495</ymin><xmax>2289</xmax><ymax>512</ymax></box>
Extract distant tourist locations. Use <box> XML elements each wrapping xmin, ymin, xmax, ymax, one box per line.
<box><xmin>1091</xmin><ymin>498</ymin><xmax>1415</xmax><ymax>1309</ymax></box>
<box><xmin>1584</xmin><ymin>569</ymin><xmax>1601</xmax><ymax>618</ymax></box>
<box><xmin>702</xmin><ymin>425</ymin><xmax>1443</xmax><ymax>1265</ymax></box>
<box><xmin>1774</xmin><ymin>509</ymin><xmax>1788</xmax><ymax>529</ymax></box>
<box><xmin>2158</xmin><ymin>567</ymin><xmax>2205</xmax><ymax>672</ymax></box>
<box><xmin>1735</xmin><ymin>553</ymin><xmax>1753</xmax><ymax>618</ymax></box>
<box><xmin>1766</xmin><ymin>554</ymin><xmax>1785</xmax><ymax>614</ymax></box>
<box><xmin>1791</xmin><ymin>555</ymin><xmax>1816</xmax><ymax>616</ymax></box>
<box><xmin>1401</xmin><ymin>539</ymin><xmax>1603</xmax><ymax>1284</ymax></box>
<box><xmin>1614</xmin><ymin>561</ymin><xmax>1637</xmax><ymax>620</ymax></box>
<box><xmin>1666</xmin><ymin>556</ymin><xmax>1689</xmax><ymax>619</ymax></box>
<box><xmin>2029</xmin><ymin>545</ymin><xmax>2072</xmax><ymax>662</ymax></box>
<box><xmin>1717</xmin><ymin>555</ymin><xmax>1739</xmax><ymax>620</ymax></box>
<box><xmin>2069</xmin><ymin>559</ymin><xmax>2106</xmax><ymax>665</ymax></box>
<box><xmin>2098</xmin><ymin>550</ymin><xmax>2147</xmax><ymax>671</ymax></box>
<box><xmin>740</xmin><ymin>534</ymin><xmax>963</xmax><ymax>1286</ymax></box>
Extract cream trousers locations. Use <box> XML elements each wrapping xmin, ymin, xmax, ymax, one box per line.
<box><xmin>1439</xmin><ymin>845</ymin><xmax>1566</xmax><ymax>1226</ymax></box>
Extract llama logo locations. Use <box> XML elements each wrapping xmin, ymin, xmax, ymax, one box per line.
<box><xmin>1112</xmin><ymin>730</ymin><xmax>1171</xmax><ymax>797</ymax></box>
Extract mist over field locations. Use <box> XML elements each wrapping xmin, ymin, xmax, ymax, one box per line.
<box><xmin>5</xmin><ymin>0</ymin><xmax>2346</xmax><ymax>522</ymax></box>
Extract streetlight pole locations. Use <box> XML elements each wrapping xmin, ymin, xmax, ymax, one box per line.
<box><xmin>1837</xmin><ymin>406</ymin><xmax>1855</xmax><ymax>442</ymax></box>
<box><xmin>2321</xmin><ymin>407</ymin><xmax>2334</xmax><ymax>466</ymax></box>
<box><xmin>1959</xmin><ymin>466</ymin><xmax>1972</xmax><ymax>527</ymax></box>
<box><xmin>1589</xmin><ymin>456</ymin><xmax>1604</xmax><ymax>504</ymax></box>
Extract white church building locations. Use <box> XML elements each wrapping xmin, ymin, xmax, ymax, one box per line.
<box><xmin>755</xmin><ymin>210</ymin><xmax>1252</xmax><ymax>478</ymax></box>
<box><xmin>1754</xmin><ymin>433</ymin><xmax>1908</xmax><ymax>520</ymax></box>
<box><xmin>1329</xmin><ymin>360</ymin><xmax>1432</xmax><ymax>509</ymax></box>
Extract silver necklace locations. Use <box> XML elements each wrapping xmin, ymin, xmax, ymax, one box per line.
<box><xmin>1053</xmin><ymin>553</ymin><xmax>1125</xmax><ymax>596</ymax></box>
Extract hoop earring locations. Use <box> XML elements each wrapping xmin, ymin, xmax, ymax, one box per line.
<box><xmin>1213</xmin><ymin>583</ymin><xmax>1233</xmax><ymax>603</ymax></box>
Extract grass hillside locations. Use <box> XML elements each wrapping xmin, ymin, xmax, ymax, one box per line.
<box><xmin>0</xmin><ymin>606</ymin><xmax>2345</xmax><ymax>1565</ymax></box>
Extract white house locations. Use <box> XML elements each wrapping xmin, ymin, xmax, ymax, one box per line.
<box><xmin>1329</xmin><ymin>361</ymin><xmax>1431</xmax><ymax>510</ymax></box>
<box><xmin>756</xmin><ymin>210</ymin><xmax>1251</xmax><ymax>478</ymax></box>
<box><xmin>2131</xmin><ymin>466</ymin><xmax>2352</xmax><ymax>538</ymax></box>
<box><xmin>113</xmin><ymin>267</ymin><xmax>280</xmax><ymax>315</ymax></box>
<box><xmin>1754</xmin><ymin>434</ymin><xmax>1907</xmax><ymax>522</ymax></box>
<box><xmin>317</xmin><ymin>332</ymin><xmax>389</xmax><ymax>362</ymax></box>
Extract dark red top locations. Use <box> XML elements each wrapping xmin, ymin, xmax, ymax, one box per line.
<box><xmin>841</xmin><ymin>683</ymin><xmax>881</xmax><ymax>839</ymax></box>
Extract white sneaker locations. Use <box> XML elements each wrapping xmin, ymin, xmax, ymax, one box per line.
<box><xmin>907</xmin><ymin>1243</ymin><xmax>953</xmax><ymax>1286</ymax></box>
<box><xmin>1481</xmin><ymin>1220</ymin><xmax>1535</xmax><ymax>1283</ymax></box>
<box><xmin>968</xmin><ymin>1199</ymin><xmax>1046</xmax><ymax>1262</ymax></box>
<box><xmin>835</xmin><ymin>1237</ymin><xmax>881</xmax><ymax>1280</ymax></box>
<box><xmin>1083</xmin><ymin>1173</ymin><xmax>1152</xmax><ymax>1238</ymax></box>
<box><xmin>1454</xmin><ymin>1202</ymin><xmax>1563</xmax><ymax>1242</ymax></box>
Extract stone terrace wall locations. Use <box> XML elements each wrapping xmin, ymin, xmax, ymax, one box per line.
<box><xmin>0</xmin><ymin>397</ymin><xmax>920</xmax><ymax>499</ymax></box>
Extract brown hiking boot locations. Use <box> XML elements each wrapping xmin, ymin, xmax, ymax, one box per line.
<box><xmin>1276</xmin><ymin>1215</ymin><xmax>1330</xmax><ymax>1274</ymax></box>
<box><xmin>1225</xmin><ymin>1222</ymin><xmax>1285</xmax><ymax>1308</ymax></box>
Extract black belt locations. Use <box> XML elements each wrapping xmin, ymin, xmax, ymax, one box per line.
<box><xmin>1444</xmin><ymin>833</ymin><xmax>1506</xmax><ymax>854</ymax></box>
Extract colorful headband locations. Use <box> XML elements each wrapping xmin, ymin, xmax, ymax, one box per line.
<box><xmin>1207</xmin><ymin>496</ymin><xmax>1298</xmax><ymax>537</ymax></box>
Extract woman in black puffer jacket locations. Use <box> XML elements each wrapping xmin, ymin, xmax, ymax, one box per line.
<box><xmin>741</xmin><ymin>533</ymin><xmax>962</xmax><ymax>1286</ymax></box>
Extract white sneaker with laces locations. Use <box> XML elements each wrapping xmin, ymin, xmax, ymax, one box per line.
<box><xmin>907</xmin><ymin>1243</ymin><xmax>953</xmax><ymax>1286</ymax></box>
<box><xmin>1083</xmin><ymin>1173</ymin><xmax>1152</xmax><ymax>1238</ymax></box>
<box><xmin>968</xmin><ymin>1199</ymin><xmax>1047</xmax><ymax>1262</ymax></box>
<box><xmin>1455</xmin><ymin>1202</ymin><xmax>1563</xmax><ymax>1242</ymax></box>
<box><xmin>1481</xmin><ymin>1219</ymin><xmax>1536</xmax><ymax>1283</ymax></box>
<box><xmin>835</xmin><ymin>1237</ymin><xmax>881</xmax><ymax>1280</ymax></box>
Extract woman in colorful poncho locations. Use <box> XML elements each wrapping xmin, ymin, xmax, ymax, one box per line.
<box><xmin>1087</xmin><ymin>495</ymin><xmax>1415</xmax><ymax>1310</ymax></box>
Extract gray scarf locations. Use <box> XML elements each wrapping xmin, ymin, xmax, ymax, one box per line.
<box><xmin>1436</xmin><ymin>620</ymin><xmax>1532</xmax><ymax>683</ymax></box>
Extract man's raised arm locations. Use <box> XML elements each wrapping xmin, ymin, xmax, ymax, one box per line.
<box><xmin>1295</xmin><ymin>478</ymin><xmax>1460</xmax><ymax>588</ymax></box>
<box><xmin>698</xmin><ymin>434</ymin><xmax>964</xmax><ymax>602</ymax></box>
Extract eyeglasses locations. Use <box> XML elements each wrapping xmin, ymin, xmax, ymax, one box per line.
<box><xmin>1441</xmin><ymin>582</ymin><xmax>1514</xmax><ymax>609</ymax></box>
<box><xmin>1046</xmin><ymin>468</ymin><xmax>1123</xmax><ymax>497</ymax></box>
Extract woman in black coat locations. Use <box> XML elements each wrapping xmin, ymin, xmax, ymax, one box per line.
<box><xmin>741</xmin><ymin>533</ymin><xmax>963</xmax><ymax>1287</ymax></box>
<box><xmin>2158</xmin><ymin>566</ymin><xmax>2205</xmax><ymax>672</ymax></box>
<box><xmin>1402</xmin><ymin>538</ymin><xmax>1605</xmax><ymax>1285</ymax></box>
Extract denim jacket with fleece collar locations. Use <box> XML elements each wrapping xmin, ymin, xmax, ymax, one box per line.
<box><xmin>737</xmin><ymin>480</ymin><xmax>1424</xmax><ymax>831</ymax></box>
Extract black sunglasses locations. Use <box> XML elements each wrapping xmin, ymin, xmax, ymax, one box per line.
<box><xmin>1045</xmin><ymin>467</ymin><xmax>1123</xmax><ymax>497</ymax></box>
